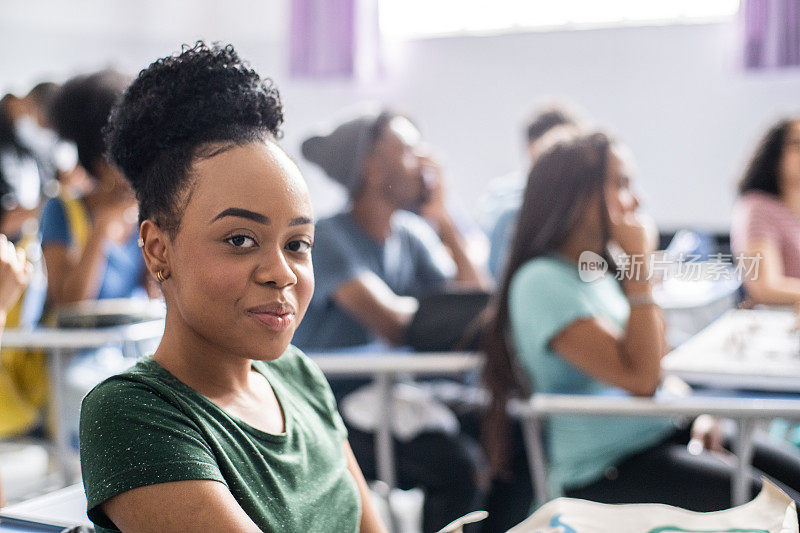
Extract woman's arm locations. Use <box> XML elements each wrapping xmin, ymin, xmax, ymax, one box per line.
<box><xmin>334</xmin><ymin>272</ymin><xmax>419</xmax><ymax>345</ymax></box>
<box><xmin>343</xmin><ymin>440</ymin><xmax>389</xmax><ymax>533</ymax></box>
<box><xmin>43</xmin><ymin>231</ymin><xmax>107</xmax><ymax>305</ymax></box>
<box><xmin>102</xmin><ymin>480</ymin><xmax>262</xmax><ymax>533</ymax></box>
<box><xmin>100</xmin><ymin>443</ymin><xmax>389</xmax><ymax>533</ymax></box>
<box><xmin>43</xmin><ymin>203</ymin><xmax>131</xmax><ymax>305</ymax></box>
<box><xmin>419</xmin><ymin>162</ymin><xmax>491</xmax><ymax>291</ymax></box>
<box><xmin>550</xmin><ymin>277</ymin><xmax>665</xmax><ymax>397</ymax></box>
<box><xmin>740</xmin><ymin>239</ymin><xmax>800</xmax><ymax>305</ymax></box>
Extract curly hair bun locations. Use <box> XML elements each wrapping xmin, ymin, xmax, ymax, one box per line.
<box><xmin>106</xmin><ymin>41</ymin><xmax>283</xmax><ymax>189</ymax></box>
<box><xmin>103</xmin><ymin>41</ymin><xmax>284</xmax><ymax>233</ymax></box>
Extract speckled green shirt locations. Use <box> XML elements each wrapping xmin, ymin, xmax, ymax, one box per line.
<box><xmin>79</xmin><ymin>346</ymin><xmax>360</xmax><ymax>533</ymax></box>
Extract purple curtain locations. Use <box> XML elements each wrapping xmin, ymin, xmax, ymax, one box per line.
<box><xmin>289</xmin><ymin>0</ymin><xmax>381</xmax><ymax>79</ymax></box>
<box><xmin>744</xmin><ymin>0</ymin><xmax>800</xmax><ymax>68</ymax></box>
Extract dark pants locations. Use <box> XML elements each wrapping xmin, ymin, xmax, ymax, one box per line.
<box><xmin>474</xmin><ymin>421</ymin><xmax>533</xmax><ymax>533</ymax></box>
<box><xmin>566</xmin><ymin>427</ymin><xmax>800</xmax><ymax>512</ymax></box>
<box><xmin>475</xmin><ymin>421</ymin><xmax>800</xmax><ymax>531</ymax></box>
<box><xmin>347</xmin><ymin>425</ymin><xmax>483</xmax><ymax>533</ymax></box>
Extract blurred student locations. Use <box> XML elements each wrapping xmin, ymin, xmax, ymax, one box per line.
<box><xmin>0</xmin><ymin>234</ymin><xmax>33</xmax><ymax>507</ymax></box>
<box><xmin>42</xmin><ymin>71</ymin><xmax>147</xmax><ymax>309</ymax></box>
<box><xmin>79</xmin><ymin>41</ymin><xmax>387</xmax><ymax>533</ymax></box>
<box><xmin>39</xmin><ymin>71</ymin><xmax>152</xmax><ymax>449</ymax></box>
<box><xmin>485</xmin><ymin>104</ymin><xmax>582</xmax><ymax>278</ymax></box>
<box><xmin>484</xmin><ymin>128</ymin><xmax>800</xmax><ymax>512</ymax></box>
<box><xmin>732</xmin><ymin>117</ymin><xmax>800</xmax><ymax>305</ymax></box>
<box><xmin>296</xmin><ymin>110</ymin><xmax>489</xmax><ymax>350</ymax></box>
<box><xmin>295</xmin><ymin>110</ymin><xmax>487</xmax><ymax>531</ymax></box>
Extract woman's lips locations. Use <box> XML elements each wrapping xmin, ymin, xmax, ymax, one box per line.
<box><xmin>247</xmin><ymin>311</ymin><xmax>295</xmax><ymax>332</ymax></box>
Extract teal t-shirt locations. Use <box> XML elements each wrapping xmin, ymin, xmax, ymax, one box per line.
<box><xmin>509</xmin><ymin>256</ymin><xmax>674</xmax><ymax>495</ymax></box>
<box><xmin>79</xmin><ymin>346</ymin><xmax>361</xmax><ymax>533</ymax></box>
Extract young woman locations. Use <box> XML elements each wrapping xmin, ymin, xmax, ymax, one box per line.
<box><xmin>42</xmin><ymin>70</ymin><xmax>146</xmax><ymax>308</ymax></box>
<box><xmin>79</xmin><ymin>42</ymin><xmax>386</xmax><ymax>533</ymax></box>
<box><xmin>484</xmin><ymin>128</ymin><xmax>800</xmax><ymax>511</ymax></box>
<box><xmin>732</xmin><ymin>117</ymin><xmax>800</xmax><ymax>305</ymax></box>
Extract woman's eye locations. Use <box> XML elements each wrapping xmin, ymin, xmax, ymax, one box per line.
<box><xmin>226</xmin><ymin>235</ymin><xmax>257</xmax><ymax>248</ymax></box>
<box><xmin>286</xmin><ymin>240</ymin><xmax>312</xmax><ymax>253</ymax></box>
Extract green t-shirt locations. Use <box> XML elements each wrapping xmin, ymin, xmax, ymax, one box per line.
<box><xmin>509</xmin><ymin>256</ymin><xmax>674</xmax><ymax>496</ymax></box>
<box><xmin>79</xmin><ymin>346</ymin><xmax>361</xmax><ymax>533</ymax></box>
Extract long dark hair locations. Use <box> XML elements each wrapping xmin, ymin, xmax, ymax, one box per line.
<box><xmin>738</xmin><ymin>118</ymin><xmax>800</xmax><ymax>197</ymax></box>
<box><xmin>482</xmin><ymin>129</ymin><xmax>615</xmax><ymax>476</ymax></box>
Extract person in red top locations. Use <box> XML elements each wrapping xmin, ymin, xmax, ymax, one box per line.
<box><xmin>732</xmin><ymin>117</ymin><xmax>800</xmax><ymax>304</ymax></box>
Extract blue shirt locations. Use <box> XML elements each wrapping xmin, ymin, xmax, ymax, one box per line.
<box><xmin>40</xmin><ymin>197</ymin><xmax>146</xmax><ymax>300</ymax></box>
<box><xmin>509</xmin><ymin>255</ymin><xmax>673</xmax><ymax>495</ymax></box>
<box><xmin>488</xmin><ymin>206</ymin><xmax>518</xmax><ymax>279</ymax></box>
<box><xmin>293</xmin><ymin>210</ymin><xmax>455</xmax><ymax>351</ymax></box>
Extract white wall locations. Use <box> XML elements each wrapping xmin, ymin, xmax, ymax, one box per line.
<box><xmin>3</xmin><ymin>0</ymin><xmax>800</xmax><ymax>232</ymax></box>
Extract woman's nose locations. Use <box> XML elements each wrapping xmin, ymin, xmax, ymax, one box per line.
<box><xmin>253</xmin><ymin>248</ymin><xmax>298</xmax><ymax>288</ymax></box>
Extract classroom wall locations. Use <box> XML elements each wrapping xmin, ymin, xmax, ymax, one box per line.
<box><xmin>2</xmin><ymin>0</ymin><xmax>800</xmax><ymax>232</ymax></box>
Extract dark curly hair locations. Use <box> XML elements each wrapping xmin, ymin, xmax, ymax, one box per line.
<box><xmin>48</xmin><ymin>70</ymin><xmax>129</xmax><ymax>177</ymax></box>
<box><xmin>526</xmin><ymin>105</ymin><xmax>580</xmax><ymax>145</ymax></box>
<box><xmin>105</xmin><ymin>41</ymin><xmax>284</xmax><ymax>237</ymax></box>
<box><xmin>738</xmin><ymin>117</ymin><xmax>800</xmax><ymax>197</ymax></box>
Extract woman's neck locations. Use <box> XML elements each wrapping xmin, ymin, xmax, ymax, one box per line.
<box><xmin>350</xmin><ymin>192</ymin><xmax>395</xmax><ymax>242</ymax></box>
<box><xmin>782</xmin><ymin>185</ymin><xmax>800</xmax><ymax>218</ymax></box>
<box><xmin>557</xmin><ymin>227</ymin><xmax>603</xmax><ymax>264</ymax></box>
<box><xmin>153</xmin><ymin>310</ymin><xmax>254</xmax><ymax>399</ymax></box>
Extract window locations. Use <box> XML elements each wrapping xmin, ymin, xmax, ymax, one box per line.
<box><xmin>379</xmin><ymin>0</ymin><xmax>741</xmax><ymax>39</ymax></box>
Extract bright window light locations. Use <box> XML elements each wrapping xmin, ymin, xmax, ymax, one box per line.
<box><xmin>379</xmin><ymin>0</ymin><xmax>741</xmax><ymax>39</ymax></box>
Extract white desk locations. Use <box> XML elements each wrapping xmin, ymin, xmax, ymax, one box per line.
<box><xmin>312</xmin><ymin>352</ymin><xmax>483</xmax><ymax>376</ymax></box>
<box><xmin>509</xmin><ymin>391</ymin><xmax>800</xmax><ymax>508</ymax></box>
<box><xmin>663</xmin><ymin>309</ymin><xmax>800</xmax><ymax>391</ymax></box>
<box><xmin>1</xmin><ymin>321</ymin><xmax>166</xmax><ymax>483</ymax></box>
<box><xmin>0</xmin><ymin>483</ymin><xmax>89</xmax><ymax>530</ymax></box>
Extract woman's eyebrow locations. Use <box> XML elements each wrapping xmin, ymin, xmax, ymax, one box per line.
<box><xmin>211</xmin><ymin>208</ymin><xmax>269</xmax><ymax>225</ymax></box>
<box><xmin>290</xmin><ymin>216</ymin><xmax>314</xmax><ymax>226</ymax></box>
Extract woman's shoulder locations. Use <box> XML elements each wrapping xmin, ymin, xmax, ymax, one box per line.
<box><xmin>40</xmin><ymin>197</ymin><xmax>69</xmax><ymax>231</ymax></box>
<box><xmin>41</xmin><ymin>195</ymin><xmax>90</xmax><ymax>245</ymax></box>
<box><xmin>82</xmin><ymin>358</ymin><xmax>181</xmax><ymax>413</ymax></box>
<box><xmin>512</xmin><ymin>256</ymin><xmax>578</xmax><ymax>289</ymax></box>
<box><xmin>736</xmin><ymin>190</ymin><xmax>784</xmax><ymax>214</ymax></box>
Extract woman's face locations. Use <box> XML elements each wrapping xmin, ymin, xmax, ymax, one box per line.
<box><xmin>604</xmin><ymin>147</ymin><xmax>641</xmax><ymax>222</ymax></box>
<box><xmin>370</xmin><ymin>117</ymin><xmax>427</xmax><ymax>210</ymax></box>
<box><xmin>164</xmin><ymin>140</ymin><xmax>314</xmax><ymax>361</ymax></box>
<box><xmin>579</xmin><ymin>147</ymin><xmax>640</xmax><ymax>242</ymax></box>
<box><xmin>780</xmin><ymin>121</ymin><xmax>800</xmax><ymax>190</ymax></box>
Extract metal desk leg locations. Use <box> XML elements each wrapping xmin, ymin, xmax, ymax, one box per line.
<box><xmin>47</xmin><ymin>347</ymin><xmax>72</xmax><ymax>485</ymax></box>
<box><xmin>732</xmin><ymin>418</ymin><xmax>756</xmax><ymax>506</ymax></box>
<box><xmin>520</xmin><ymin>415</ymin><xmax>550</xmax><ymax>508</ymax></box>
<box><xmin>374</xmin><ymin>373</ymin><xmax>397</xmax><ymax>489</ymax></box>
<box><xmin>373</xmin><ymin>373</ymin><xmax>399</xmax><ymax>532</ymax></box>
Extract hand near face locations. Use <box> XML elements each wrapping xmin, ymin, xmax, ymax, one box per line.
<box><xmin>417</xmin><ymin>155</ymin><xmax>450</xmax><ymax>229</ymax></box>
<box><xmin>608</xmin><ymin>208</ymin><xmax>654</xmax><ymax>258</ymax></box>
<box><xmin>0</xmin><ymin>234</ymin><xmax>32</xmax><ymax>319</ymax></box>
<box><xmin>94</xmin><ymin>197</ymin><xmax>139</xmax><ymax>241</ymax></box>
<box><xmin>605</xmin><ymin>151</ymin><xmax>657</xmax><ymax>257</ymax></box>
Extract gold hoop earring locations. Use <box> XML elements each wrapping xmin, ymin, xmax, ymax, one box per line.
<box><xmin>155</xmin><ymin>270</ymin><xmax>169</xmax><ymax>283</ymax></box>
